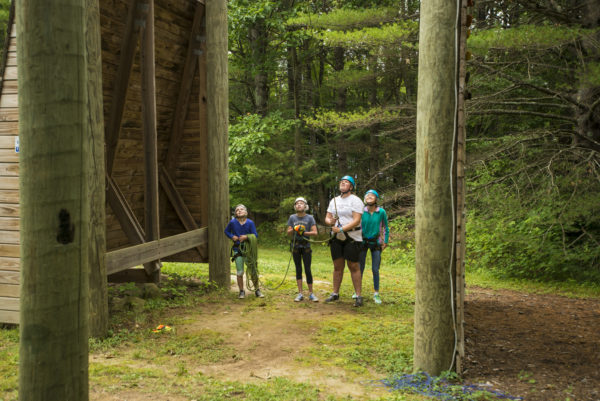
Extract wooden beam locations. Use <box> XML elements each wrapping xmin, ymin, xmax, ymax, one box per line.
<box><xmin>165</xmin><ymin>2</ymin><xmax>204</xmax><ymax>172</ymax></box>
<box><xmin>105</xmin><ymin>0</ymin><xmax>144</xmax><ymax>176</ymax></box>
<box><xmin>106</xmin><ymin>175</ymin><xmax>145</xmax><ymax>243</ymax></box>
<box><xmin>106</xmin><ymin>175</ymin><xmax>162</xmax><ymax>275</ymax></box>
<box><xmin>140</xmin><ymin>0</ymin><xmax>160</xmax><ymax>281</ymax></box>
<box><xmin>106</xmin><ymin>227</ymin><xmax>207</xmax><ymax>274</ymax></box>
<box><xmin>158</xmin><ymin>165</ymin><xmax>206</xmax><ymax>259</ymax></box>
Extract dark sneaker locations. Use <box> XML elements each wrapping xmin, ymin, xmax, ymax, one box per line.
<box><xmin>325</xmin><ymin>294</ymin><xmax>339</xmax><ymax>303</ymax></box>
<box><xmin>255</xmin><ymin>289</ymin><xmax>265</xmax><ymax>298</ymax></box>
<box><xmin>238</xmin><ymin>290</ymin><xmax>245</xmax><ymax>299</ymax></box>
<box><xmin>354</xmin><ymin>296</ymin><xmax>363</xmax><ymax>307</ymax></box>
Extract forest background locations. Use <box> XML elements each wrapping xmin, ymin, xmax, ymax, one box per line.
<box><xmin>0</xmin><ymin>0</ymin><xmax>598</xmax><ymax>284</ymax></box>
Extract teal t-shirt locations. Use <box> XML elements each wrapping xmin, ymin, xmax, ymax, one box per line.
<box><xmin>360</xmin><ymin>206</ymin><xmax>389</xmax><ymax>245</ymax></box>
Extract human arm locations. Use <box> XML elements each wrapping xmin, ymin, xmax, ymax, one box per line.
<box><xmin>305</xmin><ymin>224</ymin><xmax>318</xmax><ymax>237</ymax></box>
<box><xmin>325</xmin><ymin>211</ymin><xmax>337</xmax><ymax>226</ymax></box>
<box><xmin>331</xmin><ymin>211</ymin><xmax>362</xmax><ymax>234</ymax></box>
<box><xmin>381</xmin><ymin>210</ymin><xmax>390</xmax><ymax>251</ymax></box>
<box><xmin>224</xmin><ymin>221</ymin><xmax>238</xmax><ymax>242</ymax></box>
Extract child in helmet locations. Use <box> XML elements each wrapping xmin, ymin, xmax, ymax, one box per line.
<box><xmin>359</xmin><ymin>189</ymin><xmax>389</xmax><ymax>304</ymax></box>
<box><xmin>224</xmin><ymin>204</ymin><xmax>263</xmax><ymax>299</ymax></box>
<box><xmin>324</xmin><ymin>175</ymin><xmax>365</xmax><ymax>307</ymax></box>
<box><xmin>287</xmin><ymin>197</ymin><xmax>319</xmax><ymax>302</ymax></box>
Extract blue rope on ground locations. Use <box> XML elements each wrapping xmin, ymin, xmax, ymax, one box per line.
<box><xmin>380</xmin><ymin>373</ymin><xmax>523</xmax><ymax>400</ymax></box>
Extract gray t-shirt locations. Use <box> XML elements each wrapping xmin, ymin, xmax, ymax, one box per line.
<box><xmin>287</xmin><ymin>214</ymin><xmax>316</xmax><ymax>248</ymax></box>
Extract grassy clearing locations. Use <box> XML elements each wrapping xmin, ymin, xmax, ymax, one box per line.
<box><xmin>1</xmin><ymin>240</ymin><xmax>598</xmax><ymax>400</ymax></box>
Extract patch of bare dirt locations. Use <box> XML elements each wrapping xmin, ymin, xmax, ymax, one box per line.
<box><xmin>463</xmin><ymin>287</ymin><xmax>600</xmax><ymax>401</ymax></box>
<box><xmin>183</xmin><ymin>295</ymin><xmax>388</xmax><ymax>399</ymax></box>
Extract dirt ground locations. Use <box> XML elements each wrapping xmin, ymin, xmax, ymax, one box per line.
<box><xmin>463</xmin><ymin>287</ymin><xmax>600</xmax><ymax>401</ymax></box>
<box><xmin>90</xmin><ymin>284</ymin><xmax>600</xmax><ymax>401</ymax></box>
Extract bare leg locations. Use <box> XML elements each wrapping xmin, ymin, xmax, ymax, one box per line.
<box><xmin>296</xmin><ymin>279</ymin><xmax>303</xmax><ymax>293</ymax></box>
<box><xmin>332</xmin><ymin>258</ymin><xmax>345</xmax><ymax>293</ymax></box>
<box><xmin>308</xmin><ymin>283</ymin><xmax>313</xmax><ymax>293</ymax></box>
<box><xmin>347</xmin><ymin>260</ymin><xmax>362</xmax><ymax>297</ymax></box>
<box><xmin>237</xmin><ymin>275</ymin><xmax>244</xmax><ymax>292</ymax></box>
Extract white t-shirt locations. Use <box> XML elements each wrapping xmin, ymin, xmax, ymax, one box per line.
<box><xmin>327</xmin><ymin>194</ymin><xmax>364</xmax><ymax>241</ymax></box>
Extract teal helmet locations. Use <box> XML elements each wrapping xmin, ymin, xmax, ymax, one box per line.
<box><xmin>340</xmin><ymin>175</ymin><xmax>356</xmax><ymax>189</ymax></box>
<box><xmin>364</xmin><ymin>189</ymin><xmax>380</xmax><ymax>200</ymax></box>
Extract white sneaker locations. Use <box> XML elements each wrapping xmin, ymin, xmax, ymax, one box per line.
<box><xmin>238</xmin><ymin>290</ymin><xmax>245</xmax><ymax>299</ymax></box>
<box><xmin>351</xmin><ymin>293</ymin><xmax>358</xmax><ymax>299</ymax></box>
<box><xmin>309</xmin><ymin>293</ymin><xmax>319</xmax><ymax>302</ymax></box>
<box><xmin>294</xmin><ymin>293</ymin><xmax>304</xmax><ymax>302</ymax></box>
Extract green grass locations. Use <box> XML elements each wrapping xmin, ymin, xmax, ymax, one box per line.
<box><xmin>1</xmin><ymin>241</ymin><xmax>598</xmax><ymax>400</ymax></box>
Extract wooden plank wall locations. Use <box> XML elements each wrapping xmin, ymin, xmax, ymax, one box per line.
<box><xmin>0</xmin><ymin>22</ymin><xmax>20</xmax><ymax>324</ymax></box>
<box><xmin>100</xmin><ymin>0</ymin><xmax>206</xmax><ymax>261</ymax></box>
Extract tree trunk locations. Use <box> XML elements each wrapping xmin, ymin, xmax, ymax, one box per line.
<box><xmin>86</xmin><ymin>0</ymin><xmax>108</xmax><ymax>338</ymax></box>
<box><xmin>333</xmin><ymin>46</ymin><xmax>348</xmax><ymax>173</ymax></box>
<box><xmin>250</xmin><ymin>19</ymin><xmax>268</xmax><ymax>116</ymax></box>
<box><xmin>207</xmin><ymin>0</ymin><xmax>231</xmax><ymax>288</ymax></box>
<box><xmin>413</xmin><ymin>0</ymin><xmax>457</xmax><ymax>375</ymax></box>
<box><xmin>369</xmin><ymin>57</ymin><xmax>379</xmax><ymax>181</ymax></box>
<box><xmin>18</xmin><ymin>0</ymin><xmax>91</xmax><ymax>399</ymax></box>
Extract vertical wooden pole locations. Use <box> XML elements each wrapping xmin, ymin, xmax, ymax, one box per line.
<box><xmin>140</xmin><ymin>0</ymin><xmax>160</xmax><ymax>282</ymax></box>
<box><xmin>413</xmin><ymin>0</ymin><xmax>458</xmax><ymax>375</ymax></box>
<box><xmin>86</xmin><ymin>0</ymin><xmax>108</xmax><ymax>337</ymax></box>
<box><xmin>206</xmin><ymin>0</ymin><xmax>230</xmax><ymax>287</ymax></box>
<box><xmin>17</xmin><ymin>0</ymin><xmax>90</xmax><ymax>398</ymax></box>
<box><xmin>454</xmin><ymin>0</ymin><xmax>469</xmax><ymax>374</ymax></box>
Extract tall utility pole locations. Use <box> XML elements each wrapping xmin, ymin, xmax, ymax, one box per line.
<box><xmin>18</xmin><ymin>0</ymin><xmax>93</xmax><ymax>399</ymax></box>
<box><xmin>414</xmin><ymin>0</ymin><xmax>458</xmax><ymax>375</ymax></box>
<box><xmin>86</xmin><ymin>0</ymin><xmax>109</xmax><ymax>338</ymax></box>
<box><xmin>207</xmin><ymin>0</ymin><xmax>231</xmax><ymax>287</ymax></box>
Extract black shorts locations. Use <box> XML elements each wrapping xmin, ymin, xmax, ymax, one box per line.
<box><xmin>330</xmin><ymin>238</ymin><xmax>362</xmax><ymax>262</ymax></box>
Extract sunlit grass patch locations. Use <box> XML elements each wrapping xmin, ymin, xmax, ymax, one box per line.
<box><xmin>0</xmin><ymin>326</ymin><xmax>18</xmax><ymax>400</ymax></box>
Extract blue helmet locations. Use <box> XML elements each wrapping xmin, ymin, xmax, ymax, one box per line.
<box><xmin>364</xmin><ymin>189</ymin><xmax>380</xmax><ymax>200</ymax></box>
<box><xmin>340</xmin><ymin>175</ymin><xmax>356</xmax><ymax>189</ymax></box>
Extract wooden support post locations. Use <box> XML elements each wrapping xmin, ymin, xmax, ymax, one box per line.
<box><xmin>105</xmin><ymin>0</ymin><xmax>143</xmax><ymax>176</ymax></box>
<box><xmin>454</xmin><ymin>0</ymin><xmax>469</xmax><ymax>375</ymax></box>
<box><xmin>17</xmin><ymin>0</ymin><xmax>90</xmax><ymax>397</ymax></box>
<box><xmin>85</xmin><ymin>0</ymin><xmax>108</xmax><ymax>338</ymax></box>
<box><xmin>413</xmin><ymin>0</ymin><xmax>457</xmax><ymax>375</ymax></box>
<box><xmin>206</xmin><ymin>0</ymin><xmax>230</xmax><ymax>288</ymax></box>
<box><xmin>139</xmin><ymin>0</ymin><xmax>160</xmax><ymax>283</ymax></box>
<box><xmin>198</xmin><ymin>9</ymin><xmax>208</xmax><ymax>229</ymax></box>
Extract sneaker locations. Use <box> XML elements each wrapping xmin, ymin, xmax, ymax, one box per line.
<box><xmin>354</xmin><ymin>296</ymin><xmax>364</xmax><ymax>307</ymax></box>
<box><xmin>309</xmin><ymin>293</ymin><xmax>319</xmax><ymax>302</ymax></box>
<box><xmin>294</xmin><ymin>293</ymin><xmax>304</xmax><ymax>302</ymax></box>
<box><xmin>255</xmin><ymin>289</ymin><xmax>265</xmax><ymax>298</ymax></box>
<box><xmin>373</xmin><ymin>294</ymin><xmax>382</xmax><ymax>304</ymax></box>
<box><xmin>351</xmin><ymin>293</ymin><xmax>358</xmax><ymax>299</ymax></box>
<box><xmin>325</xmin><ymin>293</ymin><xmax>339</xmax><ymax>303</ymax></box>
<box><xmin>238</xmin><ymin>290</ymin><xmax>245</xmax><ymax>299</ymax></box>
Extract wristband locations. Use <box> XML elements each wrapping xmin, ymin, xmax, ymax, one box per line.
<box><xmin>340</xmin><ymin>227</ymin><xmax>344</xmax><ymax>233</ymax></box>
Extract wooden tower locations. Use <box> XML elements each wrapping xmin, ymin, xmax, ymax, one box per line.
<box><xmin>0</xmin><ymin>0</ymin><xmax>229</xmax><ymax>324</ymax></box>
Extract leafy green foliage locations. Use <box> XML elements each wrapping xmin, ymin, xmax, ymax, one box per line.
<box><xmin>317</xmin><ymin>21</ymin><xmax>418</xmax><ymax>49</ymax></box>
<box><xmin>468</xmin><ymin>25</ymin><xmax>598</xmax><ymax>55</ymax></box>
<box><xmin>289</xmin><ymin>7</ymin><xmax>401</xmax><ymax>30</ymax></box>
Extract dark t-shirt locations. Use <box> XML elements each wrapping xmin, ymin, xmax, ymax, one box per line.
<box><xmin>287</xmin><ymin>214</ymin><xmax>316</xmax><ymax>248</ymax></box>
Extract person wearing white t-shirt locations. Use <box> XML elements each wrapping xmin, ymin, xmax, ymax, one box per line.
<box><xmin>324</xmin><ymin>175</ymin><xmax>365</xmax><ymax>307</ymax></box>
